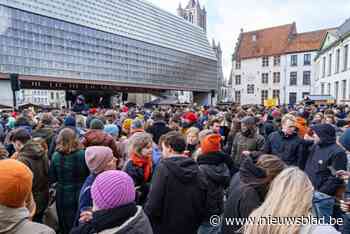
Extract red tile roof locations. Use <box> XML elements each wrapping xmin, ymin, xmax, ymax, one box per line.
<box><xmin>284</xmin><ymin>29</ymin><xmax>333</xmax><ymax>54</ymax></box>
<box><xmin>235</xmin><ymin>23</ymin><xmax>331</xmax><ymax>60</ymax></box>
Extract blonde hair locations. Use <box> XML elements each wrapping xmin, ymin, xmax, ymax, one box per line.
<box><xmin>243</xmin><ymin>167</ymin><xmax>314</xmax><ymax>234</ymax></box>
<box><xmin>186</xmin><ymin>127</ymin><xmax>200</xmax><ymax>137</ymax></box>
<box><xmin>281</xmin><ymin>114</ymin><xmax>296</xmax><ymax>125</ymax></box>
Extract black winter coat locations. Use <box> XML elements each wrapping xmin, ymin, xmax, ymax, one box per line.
<box><xmin>305</xmin><ymin>124</ymin><xmax>347</xmax><ymax>196</ymax></box>
<box><xmin>144</xmin><ymin>156</ymin><xmax>207</xmax><ymax>234</ymax></box>
<box><xmin>263</xmin><ymin>130</ymin><xmax>305</xmax><ymax>167</ymax></box>
<box><xmin>70</xmin><ymin>203</ymin><xmax>153</xmax><ymax>234</ymax></box>
<box><xmin>197</xmin><ymin>152</ymin><xmax>231</xmax><ymax>220</ymax></box>
<box><xmin>222</xmin><ymin>156</ymin><xmax>268</xmax><ymax>234</ymax></box>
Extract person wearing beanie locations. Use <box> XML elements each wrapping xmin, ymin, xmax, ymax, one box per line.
<box><xmin>122</xmin><ymin>118</ymin><xmax>133</xmax><ymax>137</ymax></box>
<box><xmin>145</xmin><ymin>131</ymin><xmax>208</xmax><ymax>234</ymax></box>
<box><xmin>104</xmin><ymin>123</ymin><xmax>120</xmax><ymax>140</ymax></box>
<box><xmin>71</xmin><ymin>170</ymin><xmax>153</xmax><ymax>234</ymax></box>
<box><xmin>180</xmin><ymin>112</ymin><xmax>198</xmax><ymax>135</ymax></box>
<box><xmin>263</xmin><ymin>114</ymin><xmax>305</xmax><ymax>168</ymax></box>
<box><xmin>0</xmin><ymin>159</ymin><xmax>55</xmax><ymax>234</ymax></box>
<box><xmin>130</xmin><ymin>119</ymin><xmax>145</xmax><ymax>135</ymax></box>
<box><xmin>196</xmin><ymin>134</ymin><xmax>232</xmax><ymax>234</ymax></box>
<box><xmin>17</xmin><ymin>140</ymin><xmax>50</xmax><ymax>223</ymax></box>
<box><xmin>304</xmin><ymin>124</ymin><xmax>348</xmax><ymax>196</ymax></box>
<box><xmin>81</xmin><ymin>118</ymin><xmax>120</xmax><ymax>161</ymax></box>
<box><xmin>124</xmin><ymin>132</ymin><xmax>154</xmax><ymax>205</ymax></box>
<box><xmin>64</xmin><ymin>115</ymin><xmax>76</xmax><ymax>128</ymax></box>
<box><xmin>76</xmin><ymin>146</ymin><xmax>116</xmax><ymax>225</ymax></box>
<box><xmin>50</xmin><ymin>128</ymin><xmax>90</xmax><ymax>234</ymax></box>
<box><xmin>231</xmin><ymin>116</ymin><xmax>265</xmax><ymax>167</ymax></box>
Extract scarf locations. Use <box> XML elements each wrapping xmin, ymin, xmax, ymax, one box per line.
<box><xmin>130</xmin><ymin>152</ymin><xmax>153</xmax><ymax>182</ymax></box>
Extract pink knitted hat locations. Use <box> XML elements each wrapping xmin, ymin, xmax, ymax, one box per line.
<box><xmin>91</xmin><ymin>170</ymin><xmax>135</xmax><ymax>210</ymax></box>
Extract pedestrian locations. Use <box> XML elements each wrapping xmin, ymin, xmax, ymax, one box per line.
<box><xmin>49</xmin><ymin>128</ymin><xmax>90</xmax><ymax>234</ymax></box>
<box><xmin>263</xmin><ymin>114</ymin><xmax>305</xmax><ymax>167</ymax></box>
<box><xmin>81</xmin><ymin>118</ymin><xmax>119</xmax><ymax>160</ymax></box>
<box><xmin>124</xmin><ymin>132</ymin><xmax>154</xmax><ymax>205</ymax></box>
<box><xmin>71</xmin><ymin>170</ymin><xmax>153</xmax><ymax>234</ymax></box>
<box><xmin>222</xmin><ymin>154</ymin><xmax>285</xmax><ymax>234</ymax></box>
<box><xmin>144</xmin><ymin>131</ymin><xmax>208</xmax><ymax>234</ymax></box>
<box><xmin>76</xmin><ymin>146</ymin><xmax>117</xmax><ymax>225</ymax></box>
<box><xmin>304</xmin><ymin>124</ymin><xmax>347</xmax><ymax>196</ymax></box>
<box><xmin>9</xmin><ymin>128</ymin><xmax>32</xmax><ymax>159</ymax></box>
<box><xmin>243</xmin><ymin>167</ymin><xmax>339</xmax><ymax>234</ymax></box>
<box><xmin>185</xmin><ymin>127</ymin><xmax>200</xmax><ymax>157</ymax></box>
<box><xmin>0</xmin><ymin>159</ymin><xmax>55</xmax><ymax>234</ymax></box>
<box><xmin>17</xmin><ymin>140</ymin><xmax>49</xmax><ymax>223</ymax></box>
<box><xmin>197</xmin><ymin>134</ymin><xmax>231</xmax><ymax>234</ymax></box>
<box><xmin>231</xmin><ymin>116</ymin><xmax>265</xmax><ymax>166</ymax></box>
<box><xmin>146</xmin><ymin>111</ymin><xmax>171</xmax><ymax>144</ymax></box>
<box><xmin>32</xmin><ymin>113</ymin><xmax>55</xmax><ymax>151</ymax></box>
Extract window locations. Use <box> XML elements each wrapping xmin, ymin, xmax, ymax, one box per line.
<box><xmin>321</xmin><ymin>83</ymin><xmax>325</xmax><ymax>95</ymax></box>
<box><xmin>235</xmin><ymin>91</ymin><xmax>241</xmax><ymax>104</ymax></box>
<box><xmin>328</xmin><ymin>83</ymin><xmax>331</xmax><ymax>95</ymax></box>
<box><xmin>335</xmin><ymin>81</ymin><xmax>339</xmax><ymax>100</ymax></box>
<box><xmin>304</xmin><ymin>54</ymin><xmax>311</xmax><ymax>66</ymax></box>
<box><xmin>336</xmin><ymin>49</ymin><xmax>340</xmax><ymax>73</ymax></box>
<box><xmin>56</xmin><ymin>93</ymin><xmax>59</xmax><ymax>100</ymax></box>
<box><xmin>342</xmin><ymin>80</ymin><xmax>347</xmax><ymax>100</ymax></box>
<box><xmin>344</xmin><ymin>45</ymin><xmax>349</xmax><ymax>71</ymax></box>
<box><xmin>322</xmin><ymin>57</ymin><xmax>326</xmax><ymax>77</ymax></box>
<box><xmin>262</xmin><ymin>56</ymin><xmax>269</xmax><ymax>67</ymax></box>
<box><xmin>289</xmin><ymin>92</ymin><xmax>297</xmax><ymax>105</ymax></box>
<box><xmin>303</xmin><ymin>71</ymin><xmax>311</xmax><ymax>85</ymax></box>
<box><xmin>235</xmin><ymin>75</ymin><xmax>241</xmax><ymax>85</ymax></box>
<box><xmin>247</xmin><ymin>84</ymin><xmax>254</xmax><ymax>94</ymax></box>
<box><xmin>273</xmin><ymin>89</ymin><xmax>280</xmax><ymax>101</ymax></box>
<box><xmin>261</xmin><ymin>90</ymin><xmax>268</xmax><ymax>105</ymax></box>
<box><xmin>328</xmin><ymin>53</ymin><xmax>332</xmax><ymax>76</ymax></box>
<box><xmin>290</xmin><ymin>72</ymin><xmax>297</xmax><ymax>86</ymax></box>
<box><xmin>261</xmin><ymin>73</ymin><xmax>268</xmax><ymax>84</ymax></box>
<box><xmin>273</xmin><ymin>72</ymin><xmax>280</xmax><ymax>83</ymax></box>
<box><xmin>273</xmin><ymin>56</ymin><xmax>280</xmax><ymax>66</ymax></box>
<box><xmin>50</xmin><ymin>92</ymin><xmax>54</xmax><ymax>99</ymax></box>
<box><xmin>235</xmin><ymin>61</ymin><xmax>241</xmax><ymax>69</ymax></box>
<box><xmin>291</xmin><ymin>55</ymin><xmax>298</xmax><ymax>66</ymax></box>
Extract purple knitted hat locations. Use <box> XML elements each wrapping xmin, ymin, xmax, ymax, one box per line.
<box><xmin>91</xmin><ymin>170</ymin><xmax>135</xmax><ymax>210</ymax></box>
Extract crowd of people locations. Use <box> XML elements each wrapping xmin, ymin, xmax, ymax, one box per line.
<box><xmin>2</xmin><ymin>100</ymin><xmax>350</xmax><ymax>234</ymax></box>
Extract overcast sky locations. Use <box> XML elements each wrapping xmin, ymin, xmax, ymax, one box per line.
<box><xmin>148</xmin><ymin>0</ymin><xmax>350</xmax><ymax>79</ymax></box>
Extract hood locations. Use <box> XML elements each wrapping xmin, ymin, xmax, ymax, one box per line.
<box><xmin>163</xmin><ymin>157</ymin><xmax>199</xmax><ymax>183</ymax></box>
<box><xmin>0</xmin><ymin>205</ymin><xmax>29</xmax><ymax>233</ymax></box>
<box><xmin>239</xmin><ymin>156</ymin><xmax>267</xmax><ymax>185</ymax></box>
<box><xmin>19</xmin><ymin>141</ymin><xmax>46</xmax><ymax>160</ymax></box>
<box><xmin>200</xmin><ymin>163</ymin><xmax>230</xmax><ymax>186</ymax></box>
<box><xmin>311</xmin><ymin>124</ymin><xmax>336</xmax><ymax>146</ymax></box>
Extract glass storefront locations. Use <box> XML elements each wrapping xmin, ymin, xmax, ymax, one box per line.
<box><xmin>0</xmin><ymin>1</ymin><xmax>217</xmax><ymax>91</ymax></box>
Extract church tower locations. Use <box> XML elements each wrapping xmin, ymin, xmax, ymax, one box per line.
<box><xmin>177</xmin><ymin>0</ymin><xmax>207</xmax><ymax>32</ymax></box>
